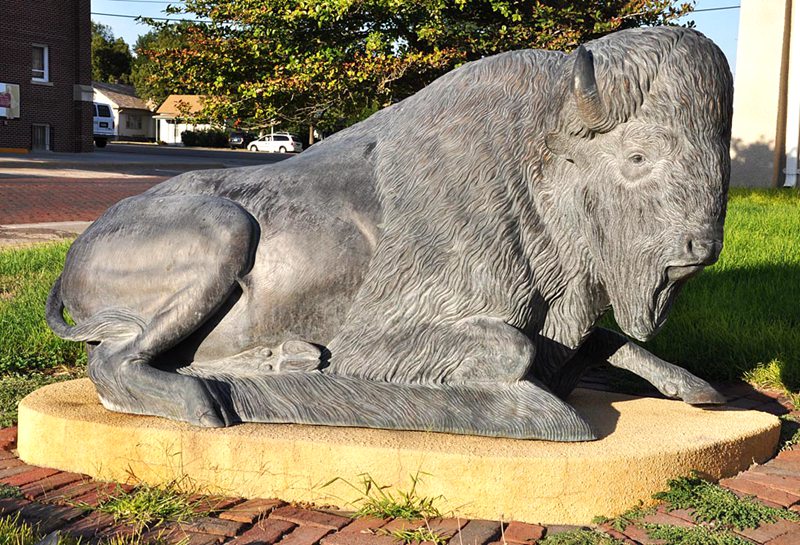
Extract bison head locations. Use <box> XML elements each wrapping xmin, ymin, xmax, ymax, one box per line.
<box><xmin>544</xmin><ymin>28</ymin><xmax>733</xmax><ymax>341</ymax></box>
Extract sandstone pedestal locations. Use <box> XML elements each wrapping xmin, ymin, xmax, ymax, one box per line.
<box><xmin>18</xmin><ymin>379</ymin><xmax>780</xmax><ymax>524</ymax></box>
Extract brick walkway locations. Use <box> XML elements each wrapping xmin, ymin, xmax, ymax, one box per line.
<box><xmin>0</xmin><ymin>177</ymin><xmax>166</xmax><ymax>224</ymax></box>
<box><xmin>1</xmin><ymin>382</ymin><xmax>799</xmax><ymax>545</ymax></box>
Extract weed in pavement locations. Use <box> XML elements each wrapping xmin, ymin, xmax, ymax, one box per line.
<box><xmin>643</xmin><ymin>523</ymin><xmax>752</xmax><ymax>545</ymax></box>
<box><xmin>778</xmin><ymin>414</ymin><xmax>800</xmax><ymax>451</ymax></box>
<box><xmin>592</xmin><ymin>502</ymin><xmax>653</xmax><ymax>532</ymax></box>
<box><xmin>654</xmin><ymin>474</ymin><xmax>800</xmax><ymax>529</ymax></box>
<box><xmin>326</xmin><ymin>472</ymin><xmax>443</xmax><ymax>520</ymax></box>
<box><xmin>78</xmin><ymin>481</ymin><xmax>206</xmax><ymax>528</ymax></box>
<box><xmin>0</xmin><ymin>514</ymin><xmax>40</xmax><ymax>545</ymax></box>
<box><xmin>0</xmin><ymin>484</ymin><xmax>22</xmax><ymax>499</ymax></box>
<box><xmin>539</xmin><ymin>529</ymin><xmax>626</xmax><ymax>545</ymax></box>
<box><xmin>382</xmin><ymin>526</ymin><xmax>447</xmax><ymax>545</ymax></box>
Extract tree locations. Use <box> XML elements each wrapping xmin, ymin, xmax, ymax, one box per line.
<box><xmin>130</xmin><ymin>24</ymin><xmax>194</xmax><ymax>105</ymax></box>
<box><xmin>91</xmin><ymin>22</ymin><xmax>133</xmax><ymax>84</ymax></box>
<box><xmin>141</xmin><ymin>1</ymin><xmax>694</xmax><ymax>133</ymax></box>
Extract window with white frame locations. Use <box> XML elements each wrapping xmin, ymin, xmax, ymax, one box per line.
<box><xmin>32</xmin><ymin>44</ymin><xmax>49</xmax><ymax>82</ymax></box>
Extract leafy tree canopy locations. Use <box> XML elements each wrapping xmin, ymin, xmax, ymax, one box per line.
<box><xmin>91</xmin><ymin>21</ymin><xmax>133</xmax><ymax>84</ymax></box>
<box><xmin>130</xmin><ymin>24</ymin><xmax>194</xmax><ymax>106</ymax></box>
<box><xmin>141</xmin><ymin>0</ymin><xmax>694</xmax><ymax>133</ymax></box>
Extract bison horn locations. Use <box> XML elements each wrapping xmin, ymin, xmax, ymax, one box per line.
<box><xmin>573</xmin><ymin>45</ymin><xmax>612</xmax><ymax>132</ymax></box>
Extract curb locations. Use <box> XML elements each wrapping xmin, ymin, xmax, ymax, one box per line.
<box><xmin>1</xmin><ymin>161</ymin><xmax>228</xmax><ymax>171</ymax></box>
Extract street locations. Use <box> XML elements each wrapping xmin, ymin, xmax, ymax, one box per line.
<box><xmin>0</xmin><ymin>143</ymin><xmax>293</xmax><ymax>225</ymax></box>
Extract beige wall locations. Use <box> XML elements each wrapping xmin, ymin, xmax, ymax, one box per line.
<box><xmin>119</xmin><ymin>110</ymin><xmax>155</xmax><ymax>140</ymax></box>
<box><xmin>730</xmin><ymin>0</ymin><xmax>793</xmax><ymax>187</ymax></box>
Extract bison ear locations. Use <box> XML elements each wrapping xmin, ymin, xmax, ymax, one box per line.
<box><xmin>545</xmin><ymin>132</ymin><xmax>574</xmax><ymax>163</ymax></box>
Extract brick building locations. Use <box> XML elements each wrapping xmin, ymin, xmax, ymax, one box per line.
<box><xmin>0</xmin><ymin>0</ymin><xmax>93</xmax><ymax>153</ymax></box>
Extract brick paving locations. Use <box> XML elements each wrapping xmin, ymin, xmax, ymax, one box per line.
<box><xmin>0</xmin><ymin>176</ymin><xmax>166</xmax><ymax>224</ymax></box>
<box><xmin>0</xmin><ymin>382</ymin><xmax>798</xmax><ymax>544</ymax></box>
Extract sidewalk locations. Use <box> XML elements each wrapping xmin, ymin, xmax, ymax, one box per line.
<box><xmin>0</xmin><ymin>222</ymin><xmax>91</xmax><ymax>249</ymax></box>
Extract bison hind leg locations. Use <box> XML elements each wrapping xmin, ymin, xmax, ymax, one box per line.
<box><xmin>69</xmin><ymin>194</ymin><xmax>260</xmax><ymax>427</ymax></box>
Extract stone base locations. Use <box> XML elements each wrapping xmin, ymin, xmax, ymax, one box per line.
<box><xmin>18</xmin><ymin>379</ymin><xmax>780</xmax><ymax>525</ymax></box>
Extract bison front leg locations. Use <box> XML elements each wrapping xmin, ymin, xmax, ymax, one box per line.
<box><xmin>583</xmin><ymin>328</ymin><xmax>725</xmax><ymax>404</ymax></box>
<box><xmin>446</xmin><ymin>316</ymin><xmax>596</xmax><ymax>441</ymax></box>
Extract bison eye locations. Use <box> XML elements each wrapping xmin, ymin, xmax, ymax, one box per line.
<box><xmin>628</xmin><ymin>153</ymin><xmax>646</xmax><ymax>165</ymax></box>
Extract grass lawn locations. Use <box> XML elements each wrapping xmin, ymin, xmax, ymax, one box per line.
<box><xmin>0</xmin><ymin>188</ymin><xmax>798</xmax><ymax>427</ymax></box>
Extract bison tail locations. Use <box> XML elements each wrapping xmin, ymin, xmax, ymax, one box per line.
<box><xmin>45</xmin><ymin>275</ymin><xmax>146</xmax><ymax>343</ymax></box>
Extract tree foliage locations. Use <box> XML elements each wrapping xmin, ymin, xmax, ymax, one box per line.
<box><xmin>130</xmin><ymin>25</ymin><xmax>193</xmax><ymax>105</ymax></box>
<box><xmin>141</xmin><ymin>0</ymin><xmax>694</xmax><ymax>132</ymax></box>
<box><xmin>91</xmin><ymin>21</ymin><xmax>133</xmax><ymax>84</ymax></box>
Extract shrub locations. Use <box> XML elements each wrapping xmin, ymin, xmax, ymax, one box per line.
<box><xmin>180</xmin><ymin>129</ymin><xmax>228</xmax><ymax>148</ymax></box>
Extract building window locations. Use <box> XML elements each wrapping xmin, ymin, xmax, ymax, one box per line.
<box><xmin>32</xmin><ymin>124</ymin><xmax>50</xmax><ymax>151</ymax></box>
<box><xmin>32</xmin><ymin>45</ymin><xmax>49</xmax><ymax>82</ymax></box>
<box><xmin>126</xmin><ymin>114</ymin><xmax>142</xmax><ymax>130</ymax></box>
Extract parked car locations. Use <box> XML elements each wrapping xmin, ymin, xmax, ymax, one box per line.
<box><xmin>248</xmin><ymin>133</ymin><xmax>303</xmax><ymax>153</ymax></box>
<box><xmin>228</xmin><ymin>131</ymin><xmax>257</xmax><ymax>149</ymax></box>
<box><xmin>93</xmin><ymin>102</ymin><xmax>116</xmax><ymax>148</ymax></box>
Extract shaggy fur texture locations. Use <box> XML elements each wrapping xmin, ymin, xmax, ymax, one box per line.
<box><xmin>46</xmin><ymin>26</ymin><xmax>733</xmax><ymax>440</ymax></box>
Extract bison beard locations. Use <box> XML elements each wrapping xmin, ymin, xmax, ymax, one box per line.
<box><xmin>46</xmin><ymin>26</ymin><xmax>733</xmax><ymax>441</ymax></box>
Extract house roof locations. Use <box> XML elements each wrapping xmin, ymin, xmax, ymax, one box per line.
<box><xmin>93</xmin><ymin>82</ymin><xmax>151</xmax><ymax>111</ymax></box>
<box><xmin>156</xmin><ymin>95</ymin><xmax>207</xmax><ymax>117</ymax></box>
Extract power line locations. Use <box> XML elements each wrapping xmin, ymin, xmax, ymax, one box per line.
<box><xmin>692</xmin><ymin>5</ymin><xmax>740</xmax><ymax>13</ymax></box>
<box><xmin>104</xmin><ymin>0</ymin><xmax>183</xmax><ymax>3</ymax></box>
<box><xmin>91</xmin><ymin>4</ymin><xmax>740</xmax><ymax>24</ymax></box>
<box><xmin>91</xmin><ymin>11</ymin><xmax>210</xmax><ymax>23</ymax></box>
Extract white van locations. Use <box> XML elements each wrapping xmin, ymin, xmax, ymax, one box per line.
<box><xmin>93</xmin><ymin>102</ymin><xmax>116</xmax><ymax>148</ymax></box>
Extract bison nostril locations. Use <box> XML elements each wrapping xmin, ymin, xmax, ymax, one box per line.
<box><xmin>680</xmin><ymin>237</ymin><xmax>721</xmax><ymax>265</ymax></box>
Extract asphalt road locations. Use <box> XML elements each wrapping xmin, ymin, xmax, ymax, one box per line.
<box><xmin>0</xmin><ymin>143</ymin><xmax>298</xmax><ymax>225</ymax></box>
<box><xmin>102</xmin><ymin>142</ymin><xmax>293</xmax><ymax>167</ymax></box>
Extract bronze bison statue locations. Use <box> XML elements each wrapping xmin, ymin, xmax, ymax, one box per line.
<box><xmin>47</xmin><ymin>26</ymin><xmax>733</xmax><ymax>441</ymax></box>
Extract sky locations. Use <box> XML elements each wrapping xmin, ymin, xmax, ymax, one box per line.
<box><xmin>92</xmin><ymin>0</ymin><xmax>742</xmax><ymax>72</ymax></box>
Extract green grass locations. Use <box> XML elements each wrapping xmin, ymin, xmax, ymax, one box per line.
<box><xmin>326</xmin><ymin>473</ymin><xmax>443</xmax><ymax>520</ymax></box>
<box><xmin>82</xmin><ymin>481</ymin><xmax>206</xmax><ymax>528</ymax></box>
<box><xmin>604</xmin><ymin>188</ymin><xmax>800</xmax><ymax>393</ymax></box>
<box><xmin>0</xmin><ymin>368</ymin><xmax>86</xmax><ymax>427</ymax></box>
<box><xmin>779</xmin><ymin>414</ymin><xmax>800</xmax><ymax>451</ymax></box>
<box><xmin>0</xmin><ymin>485</ymin><xmax>22</xmax><ymax>499</ymax></box>
<box><xmin>538</xmin><ymin>529</ymin><xmax>625</xmax><ymax>545</ymax></box>
<box><xmin>0</xmin><ymin>514</ymin><xmax>40</xmax><ymax>545</ymax></box>
<box><xmin>642</xmin><ymin>524</ymin><xmax>752</xmax><ymax>545</ymax></box>
<box><xmin>592</xmin><ymin>502</ymin><xmax>653</xmax><ymax>532</ymax></box>
<box><xmin>382</xmin><ymin>526</ymin><xmax>447</xmax><ymax>545</ymax></box>
<box><xmin>0</xmin><ymin>241</ymin><xmax>85</xmax><ymax>374</ymax></box>
<box><xmin>653</xmin><ymin>474</ymin><xmax>799</xmax><ymax>530</ymax></box>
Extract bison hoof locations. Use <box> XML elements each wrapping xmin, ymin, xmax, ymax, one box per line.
<box><xmin>186</xmin><ymin>380</ymin><xmax>236</xmax><ymax>428</ymax></box>
<box><xmin>275</xmin><ymin>340</ymin><xmax>322</xmax><ymax>372</ymax></box>
<box><xmin>682</xmin><ymin>385</ymin><xmax>727</xmax><ymax>405</ymax></box>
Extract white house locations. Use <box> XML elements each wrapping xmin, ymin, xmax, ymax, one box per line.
<box><xmin>92</xmin><ymin>82</ymin><xmax>156</xmax><ymax>141</ymax></box>
<box><xmin>153</xmin><ymin>95</ymin><xmax>212</xmax><ymax>145</ymax></box>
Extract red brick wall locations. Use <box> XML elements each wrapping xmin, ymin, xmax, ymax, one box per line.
<box><xmin>0</xmin><ymin>0</ymin><xmax>93</xmax><ymax>152</ymax></box>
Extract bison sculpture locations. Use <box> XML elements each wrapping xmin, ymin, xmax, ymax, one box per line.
<box><xmin>46</xmin><ymin>26</ymin><xmax>733</xmax><ymax>441</ymax></box>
